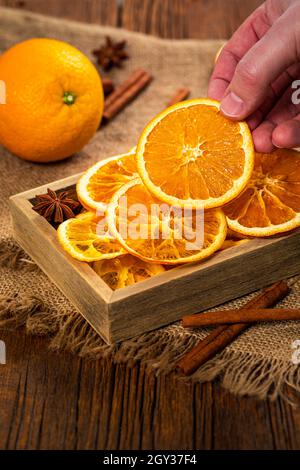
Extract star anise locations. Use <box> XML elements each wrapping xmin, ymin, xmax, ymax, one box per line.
<box><xmin>32</xmin><ymin>188</ymin><xmax>82</xmax><ymax>225</ymax></box>
<box><xmin>93</xmin><ymin>36</ymin><xmax>129</xmax><ymax>71</ymax></box>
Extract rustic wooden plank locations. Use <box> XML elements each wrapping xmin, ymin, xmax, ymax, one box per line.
<box><xmin>0</xmin><ymin>328</ymin><xmax>299</xmax><ymax>450</ymax></box>
<box><xmin>122</xmin><ymin>0</ymin><xmax>263</xmax><ymax>39</ymax></box>
<box><xmin>0</xmin><ymin>0</ymin><xmax>265</xmax><ymax>39</ymax></box>
<box><xmin>0</xmin><ymin>0</ymin><xmax>119</xmax><ymax>25</ymax></box>
<box><xmin>121</xmin><ymin>0</ymin><xmax>184</xmax><ymax>38</ymax></box>
<box><xmin>185</xmin><ymin>0</ymin><xmax>263</xmax><ymax>39</ymax></box>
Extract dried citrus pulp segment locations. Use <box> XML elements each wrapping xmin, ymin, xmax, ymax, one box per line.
<box><xmin>107</xmin><ymin>178</ymin><xmax>227</xmax><ymax>265</ymax></box>
<box><xmin>93</xmin><ymin>255</ymin><xmax>166</xmax><ymax>290</ymax></box>
<box><xmin>57</xmin><ymin>211</ymin><xmax>125</xmax><ymax>262</ymax></box>
<box><xmin>77</xmin><ymin>147</ymin><xmax>137</xmax><ymax>211</ymax></box>
<box><xmin>220</xmin><ymin>239</ymin><xmax>250</xmax><ymax>251</ymax></box>
<box><xmin>136</xmin><ymin>98</ymin><xmax>254</xmax><ymax>209</ymax></box>
<box><xmin>224</xmin><ymin>149</ymin><xmax>300</xmax><ymax>237</ymax></box>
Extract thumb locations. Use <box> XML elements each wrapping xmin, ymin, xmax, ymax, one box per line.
<box><xmin>220</xmin><ymin>4</ymin><xmax>300</xmax><ymax>120</ymax></box>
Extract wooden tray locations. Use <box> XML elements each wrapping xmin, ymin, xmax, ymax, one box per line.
<box><xmin>9</xmin><ymin>173</ymin><xmax>300</xmax><ymax>344</ymax></box>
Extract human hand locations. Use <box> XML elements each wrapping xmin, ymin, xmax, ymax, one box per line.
<box><xmin>208</xmin><ymin>0</ymin><xmax>300</xmax><ymax>152</ymax></box>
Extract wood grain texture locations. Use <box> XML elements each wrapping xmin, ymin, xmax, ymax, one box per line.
<box><xmin>2</xmin><ymin>0</ymin><xmax>300</xmax><ymax>451</ymax></box>
<box><xmin>0</xmin><ymin>327</ymin><xmax>299</xmax><ymax>450</ymax></box>
<box><xmin>0</xmin><ymin>0</ymin><xmax>263</xmax><ymax>38</ymax></box>
<box><xmin>122</xmin><ymin>0</ymin><xmax>263</xmax><ymax>38</ymax></box>
<box><xmin>0</xmin><ymin>0</ymin><xmax>119</xmax><ymax>25</ymax></box>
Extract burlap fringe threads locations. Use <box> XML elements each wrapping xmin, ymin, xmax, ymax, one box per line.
<box><xmin>1</xmin><ymin>238</ymin><xmax>300</xmax><ymax>401</ymax></box>
<box><xmin>0</xmin><ymin>239</ymin><xmax>38</xmax><ymax>272</ymax></box>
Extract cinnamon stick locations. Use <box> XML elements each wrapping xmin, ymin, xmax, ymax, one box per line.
<box><xmin>102</xmin><ymin>77</ymin><xmax>114</xmax><ymax>96</ymax></box>
<box><xmin>177</xmin><ymin>281</ymin><xmax>289</xmax><ymax>376</ymax></box>
<box><xmin>104</xmin><ymin>69</ymin><xmax>146</xmax><ymax>108</ymax></box>
<box><xmin>182</xmin><ymin>307</ymin><xmax>300</xmax><ymax>327</ymax></box>
<box><xmin>167</xmin><ymin>88</ymin><xmax>190</xmax><ymax>106</ymax></box>
<box><xmin>103</xmin><ymin>69</ymin><xmax>153</xmax><ymax>122</ymax></box>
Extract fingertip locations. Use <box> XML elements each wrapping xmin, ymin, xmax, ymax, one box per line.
<box><xmin>207</xmin><ymin>79</ymin><xmax>228</xmax><ymax>102</ymax></box>
<box><xmin>272</xmin><ymin>121</ymin><xmax>300</xmax><ymax>149</ymax></box>
<box><xmin>220</xmin><ymin>92</ymin><xmax>247</xmax><ymax>120</ymax></box>
<box><xmin>252</xmin><ymin>122</ymin><xmax>275</xmax><ymax>153</ymax></box>
<box><xmin>247</xmin><ymin>109</ymin><xmax>264</xmax><ymax>131</ymax></box>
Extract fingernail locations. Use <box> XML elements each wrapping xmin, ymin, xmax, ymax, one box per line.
<box><xmin>220</xmin><ymin>92</ymin><xmax>245</xmax><ymax>118</ymax></box>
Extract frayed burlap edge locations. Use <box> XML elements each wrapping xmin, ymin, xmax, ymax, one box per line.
<box><xmin>0</xmin><ymin>238</ymin><xmax>38</xmax><ymax>272</ymax></box>
<box><xmin>1</xmin><ymin>239</ymin><xmax>300</xmax><ymax>402</ymax></box>
<box><xmin>187</xmin><ymin>350</ymin><xmax>300</xmax><ymax>403</ymax></box>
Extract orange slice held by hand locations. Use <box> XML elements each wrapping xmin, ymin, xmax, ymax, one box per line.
<box><xmin>224</xmin><ymin>149</ymin><xmax>300</xmax><ymax>237</ymax></box>
<box><xmin>137</xmin><ymin>99</ymin><xmax>254</xmax><ymax>209</ymax></box>
<box><xmin>77</xmin><ymin>147</ymin><xmax>137</xmax><ymax>211</ymax></box>
<box><xmin>107</xmin><ymin>178</ymin><xmax>227</xmax><ymax>265</ymax></box>
<box><xmin>57</xmin><ymin>211</ymin><xmax>125</xmax><ymax>262</ymax></box>
<box><xmin>93</xmin><ymin>254</ymin><xmax>166</xmax><ymax>290</ymax></box>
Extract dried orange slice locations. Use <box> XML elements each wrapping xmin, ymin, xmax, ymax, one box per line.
<box><xmin>93</xmin><ymin>254</ymin><xmax>165</xmax><ymax>290</ymax></box>
<box><xmin>137</xmin><ymin>98</ymin><xmax>254</xmax><ymax>209</ymax></box>
<box><xmin>226</xmin><ymin>227</ymin><xmax>249</xmax><ymax>240</ymax></box>
<box><xmin>57</xmin><ymin>211</ymin><xmax>125</xmax><ymax>261</ymax></box>
<box><xmin>107</xmin><ymin>178</ymin><xmax>227</xmax><ymax>265</ymax></box>
<box><xmin>224</xmin><ymin>149</ymin><xmax>300</xmax><ymax>237</ymax></box>
<box><xmin>220</xmin><ymin>239</ymin><xmax>250</xmax><ymax>251</ymax></box>
<box><xmin>77</xmin><ymin>147</ymin><xmax>137</xmax><ymax>211</ymax></box>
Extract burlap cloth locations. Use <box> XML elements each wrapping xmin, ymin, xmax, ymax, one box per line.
<box><xmin>1</xmin><ymin>7</ymin><xmax>300</xmax><ymax>400</ymax></box>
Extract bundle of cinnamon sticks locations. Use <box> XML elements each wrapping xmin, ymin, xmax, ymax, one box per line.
<box><xmin>103</xmin><ymin>69</ymin><xmax>153</xmax><ymax>123</ymax></box>
<box><xmin>177</xmin><ymin>281</ymin><xmax>294</xmax><ymax>376</ymax></box>
<box><xmin>101</xmin><ymin>69</ymin><xmax>190</xmax><ymax>124</ymax></box>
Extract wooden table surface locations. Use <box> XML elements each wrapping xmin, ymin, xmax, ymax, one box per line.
<box><xmin>1</xmin><ymin>0</ymin><xmax>300</xmax><ymax>451</ymax></box>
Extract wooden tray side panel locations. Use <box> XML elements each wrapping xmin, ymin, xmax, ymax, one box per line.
<box><xmin>9</xmin><ymin>197</ymin><xmax>112</xmax><ymax>344</ymax></box>
<box><xmin>8</xmin><ymin>176</ymin><xmax>300</xmax><ymax>344</ymax></box>
<box><xmin>108</xmin><ymin>232</ymin><xmax>300</xmax><ymax>342</ymax></box>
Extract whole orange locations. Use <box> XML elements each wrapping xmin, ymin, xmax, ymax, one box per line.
<box><xmin>0</xmin><ymin>38</ymin><xmax>104</xmax><ymax>162</ymax></box>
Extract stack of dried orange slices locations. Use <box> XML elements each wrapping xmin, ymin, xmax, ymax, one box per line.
<box><xmin>57</xmin><ymin>98</ymin><xmax>300</xmax><ymax>290</ymax></box>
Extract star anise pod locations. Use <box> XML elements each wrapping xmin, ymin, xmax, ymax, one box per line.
<box><xmin>32</xmin><ymin>188</ymin><xmax>82</xmax><ymax>225</ymax></box>
<box><xmin>93</xmin><ymin>36</ymin><xmax>129</xmax><ymax>71</ymax></box>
